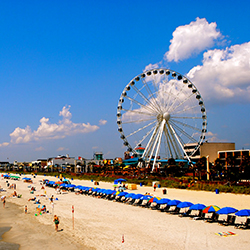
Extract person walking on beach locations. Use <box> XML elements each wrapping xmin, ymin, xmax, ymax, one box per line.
<box><xmin>1</xmin><ymin>195</ymin><xmax>6</xmax><ymax>208</ymax></box>
<box><xmin>53</xmin><ymin>215</ymin><xmax>60</xmax><ymax>232</ymax></box>
<box><xmin>153</xmin><ymin>183</ymin><xmax>157</xmax><ymax>192</ymax></box>
<box><xmin>25</xmin><ymin>205</ymin><xmax>27</xmax><ymax>214</ymax></box>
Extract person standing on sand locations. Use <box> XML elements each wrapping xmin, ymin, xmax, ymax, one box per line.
<box><xmin>53</xmin><ymin>215</ymin><xmax>60</xmax><ymax>232</ymax></box>
<box><xmin>1</xmin><ymin>195</ymin><xmax>6</xmax><ymax>208</ymax></box>
<box><xmin>153</xmin><ymin>183</ymin><xmax>157</xmax><ymax>192</ymax></box>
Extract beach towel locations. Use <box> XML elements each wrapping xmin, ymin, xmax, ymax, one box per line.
<box><xmin>215</xmin><ymin>231</ymin><xmax>237</xmax><ymax>237</ymax></box>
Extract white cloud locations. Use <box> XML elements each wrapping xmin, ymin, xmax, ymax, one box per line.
<box><xmin>35</xmin><ymin>146</ymin><xmax>45</xmax><ymax>151</ymax></box>
<box><xmin>205</xmin><ymin>131</ymin><xmax>227</xmax><ymax>142</ymax></box>
<box><xmin>143</xmin><ymin>17</ymin><xmax>250</xmax><ymax>103</ymax></box>
<box><xmin>0</xmin><ymin>142</ymin><xmax>10</xmax><ymax>147</ymax></box>
<box><xmin>165</xmin><ymin>17</ymin><xmax>221</xmax><ymax>62</ymax></box>
<box><xmin>99</xmin><ymin>119</ymin><xmax>107</xmax><ymax>125</ymax></box>
<box><xmin>144</xmin><ymin>63</ymin><xmax>161</xmax><ymax>72</ymax></box>
<box><xmin>59</xmin><ymin>105</ymin><xmax>72</xmax><ymax>119</ymax></box>
<box><xmin>8</xmin><ymin>105</ymin><xmax>100</xmax><ymax>144</ymax></box>
<box><xmin>57</xmin><ymin>147</ymin><xmax>68</xmax><ymax>151</ymax></box>
<box><xmin>187</xmin><ymin>42</ymin><xmax>250</xmax><ymax>103</ymax></box>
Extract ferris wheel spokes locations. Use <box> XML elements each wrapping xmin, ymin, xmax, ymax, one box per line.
<box><xmin>171</xmin><ymin>119</ymin><xmax>201</xmax><ymax>132</ymax></box>
<box><xmin>126</xmin><ymin>120</ymin><xmax>157</xmax><ymax>139</ymax></box>
<box><xmin>141</xmin><ymin>122</ymin><xmax>161</xmax><ymax>162</ymax></box>
<box><xmin>124</xmin><ymin>95</ymin><xmax>157</xmax><ymax>114</ymax></box>
<box><xmin>169</xmin><ymin>123</ymin><xmax>192</xmax><ymax>163</ymax></box>
<box><xmin>166</xmin><ymin>122</ymin><xmax>183</xmax><ymax>159</ymax></box>
<box><xmin>134</xmin><ymin>125</ymin><xmax>156</xmax><ymax>151</ymax></box>
<box><xmin>121</xmin><ymin>117</ymin><xmax>156</xmax><ymax>124</ymax></box>
<box><xmin>163</xmin><ymin>126</ymin><xmax>176</xmax><ymax>158</ymax></box>
<box><xmin>131</xmin><ymin>84</ymin><xmax>161</xmax><ymax>114</ymax></box>
<box><xmin>121</xmin><ymin>108</ymin><xmax>155</xmax><ymax>117</ymax></box>
<box><xmin>141</xmin><ymin>77</ymin><xmax>162</xmax><ymax>113</ymax></box>
<box><xmin>169</xmin><ymin>92</ymin><xmax>194</xmax><ymax>113</ymax></box>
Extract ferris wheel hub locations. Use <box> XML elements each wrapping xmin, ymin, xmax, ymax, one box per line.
<box><xmin>163</xmin><ymin>112</ymin><xmax>170</xmax><ymax>121</ymax></box>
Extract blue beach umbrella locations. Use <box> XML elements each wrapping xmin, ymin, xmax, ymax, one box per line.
<box><xmin>115</xmin><ymin>178</ymin><xmax>127</xmax><ymax>182</ymax></box>
<box><xmin>168</xmin><ymin>199</ymin><xmax>181</xmax><ymax>206</ymax></box>
<box><xmin>134</xmin><ymin>194</ymin><xmax>144</xmax><ymax>199</ymax></box>
<box><xmin>177</xmin><ymin>201</ymin><xmax>194</xmax><ymax>209</ymax></box>
<box><xmin>235</xmin><ymin>209</ymin><xmax>250</xmax><ymax>217</ymax></box>
<box><xmin>130</xmin><ymin>194</ymin><xmax>138</xmax><ymax>199</ymax></box>
<box><xmin>216</xmin><ymin>207</ymin><xmax>238</xmax><ymax>215</ymax></box>
<box><xmin>117</xmin><ymin>192</ymin><xmax>128</xmax><ymax>197</ymax></box>
<box><xmin>141</xmin><ymin>195</ymin><xmax>153</xmax><ymax>200</ymax></box>
<box><xmin>124</xmin><ymin>193</ymin><xmax>132</xmax><ymax>198</ymax></box>
<box><xmin>156</xmin><ymin>198</ymin><xmax>171</xmax><ymax>205</ymax></box>
<box><xmin>189</xmin><ymin>203</ymin><xmax>206</xmax><ymax>211</ymax></box>
<box><xmin>97</xmin><ymin>189</ymin><xmax>105</xmax><ymax>194</ymax></box>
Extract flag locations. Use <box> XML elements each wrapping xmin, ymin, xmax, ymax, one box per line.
<box><xmin>122</xmin><ymin>234</ymin><xmax>124</xmax><ymax>243</ymax></box>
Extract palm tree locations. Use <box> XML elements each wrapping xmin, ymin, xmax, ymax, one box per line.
<box><xmin>240</xmin><ymin>154</ymin><xmax>250</xmax><ymax>180</ymax></box>
<box><xmin>195</xmin><ymin>157</ymin><xmax>206</xmax><ymax>180</ymax></box>
<box><xmin>214</xmin><ymin>158</ymin><xmax>223</xmax><ymax>180</ymax></box>
<box><xmin>225</xmin><ymin>155</ymin><xmax>238</xmax><ymax>182</ymax></box>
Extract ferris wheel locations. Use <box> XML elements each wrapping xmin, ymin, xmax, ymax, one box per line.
<box><xmin>117</xmin><ymin>68</ymin><xmax>207</xmax><ymax>170</ymax></box>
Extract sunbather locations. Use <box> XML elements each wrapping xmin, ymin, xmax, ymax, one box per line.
<box><xmin>28</xmin><ymin>197</ymin><xmax>36</xmax><ymax>201</ymax></box>
<box><xmin>10</xmin><ymin>191</ymin><xmax>17</xmax><ymax>197</ymax></box>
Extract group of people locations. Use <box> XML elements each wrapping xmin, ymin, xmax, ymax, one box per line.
<box><xmin>1</xmin><ymin>176</ymin><xmax>62</xmax><ymax>233</ymax></box>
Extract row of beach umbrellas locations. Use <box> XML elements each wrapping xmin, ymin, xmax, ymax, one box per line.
<box><xmin>42</xmin><ymin>179</ymin><xmax>250</xmax><ymax>219</ymax></box>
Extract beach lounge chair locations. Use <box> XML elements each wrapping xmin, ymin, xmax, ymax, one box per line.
<box><xmin>133</xmin><ymin>199</ymin><xmax>143</xmax><ymax>206</ymax></box>
<box><xmin>159</xmin><ymin>205</ymin><xmax>170</xmax><ymax>212</ymax></box>
<box><xmin>150</xmin><ymin>203</ymin><xmax>160</xmax><ymax>210</ymax></box>
<box><xmin>139</xmin><ymin>200</ymin><xmax>149</xmax><ymax>207</ymax></box>
<box><xmin>144</xmin><ymin>201</ymin><xmax>151</xmax><ymax>208</ymax></box>
<box><xmin>169</xmin><ymin>207</ymin><xmax>180</xmax><ymax>214</ymax></box>
<box><xmin>219</xmin><ymin>215</ymin><xmax>236</xmax><ymax>226</ymax></box>
<box><xmin>206</xmin><ymin>212</ymin><xmax>219</xmax><ymax>223</ymax></box>
<box><xmin>193</xmin><ymin>211</ymin><xmax>205</xmax><ymax>220</ymax></box>
<box><xmin>179</xmin><ymin>209</ymin><xmax>192</xmax><ymax>217</ymax></box>
<box><xmin>235</xmin><ymin>218</ymin><xmax>250</xmax><ymax>229</ymax></box>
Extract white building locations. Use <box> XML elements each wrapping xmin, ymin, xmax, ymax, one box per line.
<box><xmin>47</xmin><ymin>155</ymin><xmax>75</xmax><ymax>166</ymax></box>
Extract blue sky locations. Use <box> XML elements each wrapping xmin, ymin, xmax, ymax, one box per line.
<box><xmin>0</xmin><ymin>0</ymin><xmax>250</xmax><ymax>162</ymax></box>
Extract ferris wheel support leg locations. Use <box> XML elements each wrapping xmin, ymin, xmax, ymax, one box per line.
<box><xmin>152</xmin><ymin>120</ymin><xmax>166</xmax><ymax>171</ymax></box>
<box><xmin>141</xmin><ymin>123</ymin><xmax>159</xmax><ymax>166</ymax></box>
<box><xmin>148</xmin><ymin>123</ymin><xmax>163</xmax><ymax>170</ymax></box>
<box><xmin>169</xmin><ymin>124</ymin><xmax>192</xmax><ymax>163</ymax></box>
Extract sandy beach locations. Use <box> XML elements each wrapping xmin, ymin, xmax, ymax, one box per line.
<box><xmin>1</xmin><ymin>174</ymin><xmax>250</xmax><ymax>250</ymax></box>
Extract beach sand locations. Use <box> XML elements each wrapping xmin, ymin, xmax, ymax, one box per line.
<box><xmin>1</xmin><ymin>174</ymin><xmax>250</xmax><ymax>250</ymax></box>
